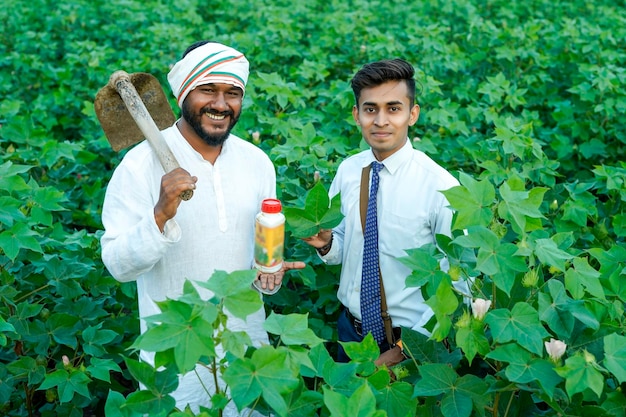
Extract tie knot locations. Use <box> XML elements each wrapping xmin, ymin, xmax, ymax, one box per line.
<box><xmin>372</xmin><ymin>161</ymin><xmax>383</xmax><ymax>174</ymax></box>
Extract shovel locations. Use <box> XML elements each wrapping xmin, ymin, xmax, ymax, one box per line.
<box><xmin>94</xmin><ymin>70</ymin><xmax>193</xmax><ymax>200</ymax></box>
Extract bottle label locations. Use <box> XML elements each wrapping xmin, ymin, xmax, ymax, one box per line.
<box><xmin>254</xmin><ymin>222</ymin><xmax>284</xmax><ymax>272</ymax></box>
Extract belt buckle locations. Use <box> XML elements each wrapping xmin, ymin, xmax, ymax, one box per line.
<box><xmin>352</xmin><ymin>313</ymin><xmax>362</xmax><ymax>336</ymax></box>
<box><xmin>346</xmin><ymin>309</ymin><xmax>363</xmax><ymax>336</ymax></box>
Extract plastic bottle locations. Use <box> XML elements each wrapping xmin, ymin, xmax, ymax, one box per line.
<box><xmin>254</xmin><ymin>198</ymin><xmax>285</xmax><ymax>274</ymax></box>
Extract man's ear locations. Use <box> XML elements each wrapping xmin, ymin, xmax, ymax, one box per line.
<box><xmin>352</xmin><ymin>105</ymin><xmax>360</xmax><ymax>126</ymax></box>
<box><xmin>409</xmin><ymin>104</ymin><xmax>420</xmax><ymax>126</ymax></box>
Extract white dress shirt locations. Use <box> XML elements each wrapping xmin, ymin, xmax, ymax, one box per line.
<box><xmin>321</xmin><ymin>139</ymin><xmax>459</xmax><ymax>334</ymax></box>
<box><xmin>101</xmin><ymin>124</ymin><xmax>275</xmax><ymax>414</ymax></box>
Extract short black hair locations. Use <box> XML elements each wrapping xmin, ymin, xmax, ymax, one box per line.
<box><xmin>182</xmin><ymin>40</ymin><xmax>211</xmax><ymax>58</ymax></box>
<box><xmin>350</xmin><ymin>59</ymin><xmax>416</xmax><ymax>106</ymax></box>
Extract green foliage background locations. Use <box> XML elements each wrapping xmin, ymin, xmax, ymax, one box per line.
<box><xmin>1</xmin><ymin>0</ymin><xmax>625</xmax><ymax>416</ymax></box>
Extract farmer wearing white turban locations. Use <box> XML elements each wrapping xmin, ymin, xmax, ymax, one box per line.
<box><xmin>167</xmin><ymin>41</ymin><xmax>250</xmax><ymax>108</ymax></box>
<box><xmin>101</xmin><ymin>40</ymin><xmax>304</xmax><ymax>416</ymax></box>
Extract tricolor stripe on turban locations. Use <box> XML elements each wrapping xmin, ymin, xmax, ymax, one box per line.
<box><xmin>167</xmin><ymin>42</ymin><xmax>249</xmax><ymax>108</ymax></box>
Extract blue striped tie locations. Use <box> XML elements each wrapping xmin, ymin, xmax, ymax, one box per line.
<box><xmin>361</xmin><ymin>161</ymin><xmax>385</xmax><ymax>343</ymax></box>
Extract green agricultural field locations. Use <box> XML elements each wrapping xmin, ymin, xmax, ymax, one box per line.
<box><xmin>1</xmin><ymin>0</ymin><xmax>625</xmax><ymax>416</ymax></box>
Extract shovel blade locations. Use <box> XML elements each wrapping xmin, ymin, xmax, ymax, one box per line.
<box><xmin>95</xmin><ymin>72</ymin><xmax>176</xmax><ymax>152</ymax></box>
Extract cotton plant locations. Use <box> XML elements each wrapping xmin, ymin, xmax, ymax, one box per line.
<box><xmin>545</xmin><ymin>338</ymin><xmax>567</xmax><ymax>364</ymax></box>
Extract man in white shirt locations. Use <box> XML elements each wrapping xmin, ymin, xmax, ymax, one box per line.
<box><xmin>101</xmin><ymin>41</ymin><xmax>303</xmax><ymax>415</ymax></box>
<box><xmin>303</xmin><ymin>59</ymin><xmax>459</xmax><ymax>366</ymax></box>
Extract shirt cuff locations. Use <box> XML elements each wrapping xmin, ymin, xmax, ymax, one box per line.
<box><xmin>159</xmin><ymin>218</ymin><xmax>182</xmax><ymax>242</ymax></box>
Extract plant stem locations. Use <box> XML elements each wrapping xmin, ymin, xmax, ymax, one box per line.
<box><xmin>15</xmin><ymin>284</ymin><xmax>50</xmax><ymax>303</ymax></box>
<box><xmin>211</xmin><ymin>356</ymin><xmax>221</xmax><ymax>395</ymax></box>
<box><xmin>503</xmin><ymin>390</ymin><xmax>516</xmax><ymax>417</ymax></box>
<box><xmin>493</xmin><ymin>391</ymin><xmax>500</xmax><ymax>417</ymax></box>
<box><xmin>246</xmin><ymin>397</ymin><xmax>261</xmax><ymax>417</ymax></box>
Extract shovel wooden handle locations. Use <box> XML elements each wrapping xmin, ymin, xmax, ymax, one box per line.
<box><xmin>109</xmin><ymin>70</ymin><xmax>193</xmax><ymax>201</ymax></box>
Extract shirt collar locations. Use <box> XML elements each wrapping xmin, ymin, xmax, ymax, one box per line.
<box><xmin>362</xmin><ymin>138</ymin><xmax>412</xmax><ymax>175</ymax></box>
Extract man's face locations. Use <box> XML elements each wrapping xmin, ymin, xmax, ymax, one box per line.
<box><xmin>182</xmin><ymin>83</ymin><xmax>243</xmax><ymax>146</ymax></box>
<box><xmin>353</xmin><ymin>80</ymin><xmax>419</xmax><ymax>161</ymax></box>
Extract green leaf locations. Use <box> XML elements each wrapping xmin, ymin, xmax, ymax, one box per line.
<box><xmin>455</xmin><ymin>324</ymin><xmax>490</xmax><ymax>365</ymax></box>
<box><xmin>485</xmin><ymin>303</ymin><xmax>550</xmax><ymax>355</ymax></box>
<box><xmin>481</xmin><ymin>245</ymin><xmax>527</xmax><ymax>295</ymax></box>
<box><xmin>39</xmin><ymin>369</ymin><xmax>92</xmax><ymax>403</ymax></box>
<box><xmin>564</xmin><ymin>257</ymin><xmax>605</xmax><ymax>300</ymax></box>
<box><xmin>47</xmin><ymin>313</ymin><xmax>80</xmax><ymax>349</ymax></box>
<box><xmin>124</xmin><ymin>358</ymin><xmax>155</xmax><ymax>390</ymax></box>
<box><xmin>534</xmin><ymin>238</ymin><xmax>575</xmax><ymax>272</ymax></box>
<box><xmin>0</xmin><ymin>316</ymin><xmax>16</xmax><ymax>347</ymax></box>
<box><xmin>0</xmin><ymin>161</ymin><xmax>32</xmax><ymax>193</ymax></box>
<box><xmin>441</xmin><ymin>172</ymin><xmax>495</xmax><ymax>230</ymax></box>
<box><xmin>221</xmin><ymin>329</ymin><xmax>253</xmax><ymax>359</ymax></box>
<box><xmin>539</xmin><ymin>279</ymin><xmax>599</xmax><ymax>337</ymax></box>
<box><xmin>264</xmin><ymin>312</ymin><xmax>324</xmax><ymax>346</ymax></box>
<box><xmin>197</xmin><ymin>270</ymin><xmax>263</xmax><ymax>319</ymax></box>
<box><xmin>136</xmin><ymin>313</ymin><xmax>215</xmax><ymax>374</ymax></box>
<box><xmin>403</xmin><ymin>327</ymin><xmax>459</xmax><ymax>366</ymax></box>
<box><xmin>589</xmin><ymin>245</ymin><xmax>626</xmax><ymax>297</ymax></box>
<box><xmin>104</xmin><ymin>390</ymin><xmax>137</xmax><ymax>417</ymax></box>
<box><xmin>603</xmin><ymin>391</ymin><xmax>626</xmax><ymax>416</ymax></box>
<box><xmin>284</xmin><ymin>181</ymin><xmax>343</xmax><ymax>238</ymax></box>
<box><xmin>414</xmin><ymin>364</ymin><xmax>480</xmax><ymax>417</ymax></box>
<box><xmin>282</xmin><ymin>385</ymin><xmax>324</xmax><ymax>417</ymax></box>
<box><xmin>6</xmin><ymin>356</ymin><xmax>45</xmax><ymax>386</ymax></box>
<box><xmin>454</xmin><ymin>227</ymin><xmax>527</xmax><ymax>295</ymax></box>
<box><xmin>604</xmin><ymin>333</ymin><xmax>626</xmax><ymax>384</ymax></box>
<box><xmin>486</xmin><ymin>343</ymin><xmax>562</xmax><ymax>398</ymax></box>
<box><xmin>124</xmin><ymin>357</ymin><xmax>178</xmax><ymax>397</ymax></box>
<box><xmin>28</xmin><ymin>185</ymin><xmax>68</xmax><ymax>226</ymax></box>
<box><xmin>454</xmin><ymin>375</ymin><xmax>490</xmax><ymax>416</ymax></box>
<box><xmin>341</xmin><ymin>332</ymin><xmax>381</xmax><ymax>364</ymax></box>
<box><xmin>425</xmin><ymin>279</ymin><xmax>458</xmax><ymax>340</ymax></box>
<box><xmin>0</xmin><ymin>222</ymin><xmax>43</xmax><ymax>261</ymax></box>
<box><xmin>82</xmin><ymin>323</ymin><xmax>118</xmax><ymax>357</ymax></box>
<box><xmin>555</xmin><ymin>353</ymin><xmax>605</xmax><ymax>399</ymax></box>
<box><xmin>399</xmin><ymin>243</ymin><xmax>446</xmax><ymax>295</ymax></box>
<box><xmin>86</xmin><ymin>358</ymin><xmax>122</xmax><ymax>383</ymax></box>
<box><xmin>376</xmin><ymin>381</ymin><xmax>418</xmax><ymax>417</ymax></box>
<box><xmin>440</xmin><ymin>388</ymin><xmax>473</xmax><ymax>417</ymax></box>
<box><xmin>307</xmin><ymin>343</ymin><xmax>334</xmax><ymax>378</ymax></box>
<box><xmin>324</xmin><ymin>382</ymin><xmax>383</xmax><ymax>417</ymax></box>
<box><xmin>497</xmin><ymin>177</ymin><xmax>547</xmax><ymax>233</ymax></box>
<box><xmin>284</xmin><ymin>345</ymin><xmax>317</xmax><ymax>377</ymax></box>
<box><xmin>414</xmin><ymin>363</ymin><xmax>458</xmax><ymax>396</ymax></box>
<box><xmin>0</xmin><ymin>196</ymin><xmax>26</xmax><ymax>227</ymax></box>
<box><xmin>320</xmin><ymin>359</ymin><xmax>361</xmax><ymax>392</ymax></box>
<box><xmin>224</xmin><ymin>345</ymin><xmax>299</xmax><ymax>415</ymax></box>
<box><xmin>125</xmin><ymin>389</ymin><xmax>176</xmax><ymax>415</ymax></box>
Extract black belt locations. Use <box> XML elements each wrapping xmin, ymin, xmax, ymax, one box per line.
<box><xmin>345</xmin><ymin>309</ymin><xmax>401</xmax><ymax>341</ymax></box>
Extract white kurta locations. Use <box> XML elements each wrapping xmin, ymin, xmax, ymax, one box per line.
<box><xmin>101</xmin><ymin>124</ymin><xmax>276</xmax><ymax>414</ymax></box>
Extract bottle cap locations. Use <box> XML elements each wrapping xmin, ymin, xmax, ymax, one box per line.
<box><xmin>261</xmin><ymin>198</ymin><xmax>282</xmax><ymax>213</ymax></box>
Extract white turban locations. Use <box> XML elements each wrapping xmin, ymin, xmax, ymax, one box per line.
<box><xmin>167</xmin><ymin>42</ymin><xmax>249</xmax><ymax>108</ymax></box>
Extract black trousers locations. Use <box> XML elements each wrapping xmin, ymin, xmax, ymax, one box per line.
<box><xmin>336</xmin><ymin>307</ymin><xmax>400</xmax><ymax>362</ymax></box>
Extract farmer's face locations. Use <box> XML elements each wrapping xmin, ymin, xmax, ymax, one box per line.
<box><xmin>182</xmin><ymin>83</ymin><xmax>243</xmax><ymax>146</ymax></box>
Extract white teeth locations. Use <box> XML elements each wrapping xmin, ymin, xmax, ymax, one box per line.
<box><xmin>206</xmin><ymin>112</ymin><xmax>226</xmax><ymax>121</ymax></box>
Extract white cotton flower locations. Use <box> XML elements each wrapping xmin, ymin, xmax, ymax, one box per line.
<box><xmin>471</xmin><ymin>298</ymin><xmax>491</xmax><ymax>321</ymax></box>
<box><xmin>545</xmin><ymin>338</ymin><xmax>567</xmax><ymax>362</ymax></box>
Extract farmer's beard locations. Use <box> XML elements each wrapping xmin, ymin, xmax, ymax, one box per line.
<box><xmin>182</xmin><ymin>102</ymin><xmax>240</xmax><ymax>147</ymax></box>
